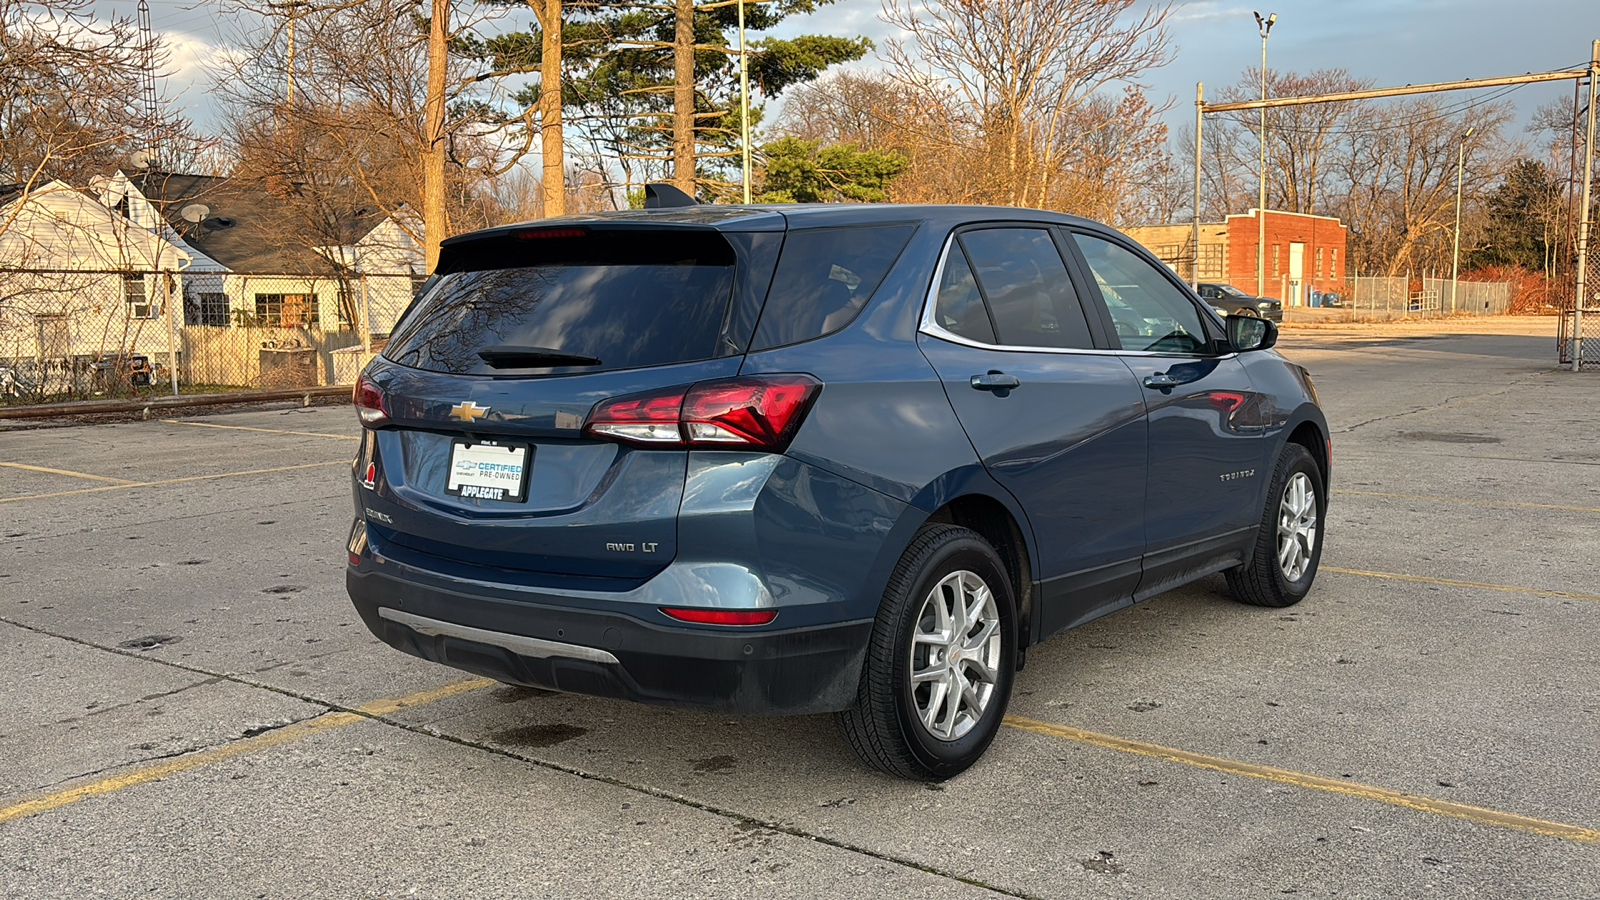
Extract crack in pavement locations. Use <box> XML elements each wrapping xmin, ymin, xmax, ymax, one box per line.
<box><xmin>24</xmin><ymin>713</ymin><xmax>326</xmax><ymax>795</ymax></box>
<box><xmin>0</xmin><ymin>496</ymin><xmax>339</xmax><ymax>544</ymax></box>
<box><xmin>0</xmin><ymin>615</ymin><xmax>1028</xmax><ymax>897</ymax></box>
<box><xmin>51</xmin><ymin>675</ymin><xmax>227</xmax><ymax>725</ymax></box>
<box><xmin>1336</xmin><ymin>374</ymin><xmax>1546</xmax><ymax>434</ymax></box>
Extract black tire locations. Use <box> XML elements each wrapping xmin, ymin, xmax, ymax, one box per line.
<box><xmin>836</xmin><ymin>524</ymin><xmax>1017</xmax><ymax>780</ymax></box>
<box><xmin>1227</xmin><ymin>442</ymin><xmax>1325</xmax><ymax>608</ymax></box>
<box><xmin>1234</xmin><ymin>307</ymin><xmax>1262</xmax><ymax>317</ymax></box>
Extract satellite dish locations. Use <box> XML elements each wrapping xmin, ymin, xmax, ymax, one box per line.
<box><xmin>130</xmin><ymin>149</ymin><xmax>158</xmax><ymax>169</ymax></box>
<box><xmin>180</xmin><ymin>203</ymin><xmax>210</xmax><ymax>224</ymax></box>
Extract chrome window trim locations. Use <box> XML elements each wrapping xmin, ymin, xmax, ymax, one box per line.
<box><xmin>917</xmin><ymin>230</ymin><xmax>1234</xmax><ymax>361</ymax></box>
<box><xmin>379</xmin><ymin>606</ymin><xmax>621</xmax><ymax>665</ymax></box>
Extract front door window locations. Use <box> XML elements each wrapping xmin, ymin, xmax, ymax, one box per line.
<box><xmin>1073</xmin><ymin>234</ymin><xmax>1210</xmax><ymax>354</ymax></box>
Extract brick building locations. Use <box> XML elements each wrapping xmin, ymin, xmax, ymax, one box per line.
<box><xmin>1123</xmin><ymin>209</ymin><xmax>1348</xmax><ymax>305</ymax></box>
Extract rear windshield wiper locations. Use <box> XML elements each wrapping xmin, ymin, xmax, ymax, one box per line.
<box><xmin>477</xmin><ymin>345</ymin><xmax>602</xmax><ymax>368</ymax></box>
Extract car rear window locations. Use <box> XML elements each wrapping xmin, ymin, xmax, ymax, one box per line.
<box><xmin>749</xmin><ymin>224</ymin><xmax>916</xmax><ymax>351</ymax></box>
<box><xmin>382</xmin><ymin>229</ymin><xmax>740</xmax><ymax>375</ymax></box>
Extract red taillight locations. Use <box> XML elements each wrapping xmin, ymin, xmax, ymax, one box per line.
<box><xmin>586</xmin><ymin>387</ymin><xmax>685</xmax><ymax>444</ymax></box>
<box><xmin>584</xmin><ymin>375</ymin><xmax>820</xmax><ymax>451</ymax></box>
<box><xmin>353</xmin><ymin>373</ymin><xmax>388</xmax><ymax>426</ymax></box>
<box><xmin>660</xmin><ymin>607</ymin><xmax>778</xmax><ymax>626</ymax></box>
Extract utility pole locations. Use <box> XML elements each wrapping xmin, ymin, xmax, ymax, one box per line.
<box><xmin>538</xmin><ymin>0</ymin><xmax>565</xmax><ymax>217</ymax></box>
<box><xmin>1451</xmin><ymin>127</ymin><xmax>1474</xmax><ymax>315</ymax></box>
<box><xmin>267</xmin><ymin>1</ymin><xmax>308</xmax><ymax>105</ymax></box>
<box><xmin>422</xmin><ymin>0</ymin><xmax>448</xmax><ymax>271</ymax></box>
<box><xmin>671</xmin><ymin>0</ymin><xmax>695</xmax><ymax>195</ymax></box>
<box><xmin>1574</xmin><ymin>39</ymin><xmax>1598</xmax><ymax>371</ymax></box>
<box><xmin>738</xmin><ymin>0</ymin><xmax>751</xmax><ymax>203</ymax></box>
<box><xmin>1193</xmin><ymin>82</ymin><xmax>1203</xmax><ymax>290</ymax></box>
<box><xmin>1254</xmin><ymin>12</ymin><xmax>1275</xmax><ymax>300</ymax></box>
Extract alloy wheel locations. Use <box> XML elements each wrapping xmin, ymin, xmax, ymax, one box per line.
<box><xmin>908</xmin><ymin>569</ymin><xmax>1002</xmax><ymax>741</ymax></box>
<box><xmin>1276</xmin><ymin>471</ymin><xmax>1318</xmax><ymax>581</ymax></box>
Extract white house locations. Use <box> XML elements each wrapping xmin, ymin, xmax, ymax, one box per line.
<box><xmin>103</xmin><ymin>170</ymin><xmax>424</xmax><ymax>335</ymax></box>
<box><xmin>0</xmin><ymin>180</ymin><xmax>191</xmax><ymax>366</ymax></box>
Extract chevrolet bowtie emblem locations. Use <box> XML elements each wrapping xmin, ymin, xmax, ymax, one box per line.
<box><xmin>449</xmin><ymin>400</ymin><xmax>490</xmax><ymax>422</ymax></box>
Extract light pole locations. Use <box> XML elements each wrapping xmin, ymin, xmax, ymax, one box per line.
<box><xmin>737</xmin><ymin>0</ymin><xmax>752</xmax><ymax>203</ymax></box>
<box><xmin>1450</xmin><ymin>126</ymin><xmax>1474</xmax><ymax>315</ymax></box>
<box><xmin>1253</xmin><ymin>11</ymin><xmax>1275</xmax><ymax>300</ymax></box>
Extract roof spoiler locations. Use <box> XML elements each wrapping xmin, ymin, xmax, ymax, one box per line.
<box><xmin>643</xmin><ymin>183</ymin><xmax>698</xmax><ymax>209</ymax></box>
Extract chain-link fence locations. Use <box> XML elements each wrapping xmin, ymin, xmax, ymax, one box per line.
<box><xmin>1556</xmin><ymin>309</ymin><xmax>1600</xmax><ymax>367</ymax></box>
<box><xmin>0</xmin><ymin>268</ymin><xmax>415</xmax><ymax>406</ymax></box>
<box><xmin>1341</xmin><ymin>275</ymin><xmax>1513</xmax><ymax>321</ymax></box>
<box><xmin>1556</xmin><ymin>233</ymin><xmax>1600</xmax><ymax>367</ymax></box>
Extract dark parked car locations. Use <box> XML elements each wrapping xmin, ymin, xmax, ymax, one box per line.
<box><xmin>1198</xmin><ymin>283</ymin><xmax>1283</xmax><ymax>321</ymax></box>
<box><xmin>346</xmin><ymin>195</ymin><xmax>1329</xmax><ymax>780</ymax></box>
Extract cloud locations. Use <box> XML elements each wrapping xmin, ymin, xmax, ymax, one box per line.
<box><xmin>1170</xmin><ymin>2</ymin><xmax>1255</xmax><ymax>24</ymax></box>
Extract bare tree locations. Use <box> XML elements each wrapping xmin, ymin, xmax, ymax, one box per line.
<box><xmin>879</xmin><ymin>0</ymin><xmax>1172</xmax><ymax>210</ymax></box>
<box><xmin>0</xmin><ymin>0</ymin><xmax>199</xmax><ymax>229</ymax></box>
<box><xmin>1325</xmin><ymin>97</ymin><xmax>1511</xmax><ymax>276</ymax></box>
<box><xmin>218</xmin><ymin>0</ymin><xmax>560</xmax><ymax>266</ymax></box>
<box><xmin>1214</xmin><ymin>69</ymin><xmax>1373</xmax><ymax>215</ymax></box>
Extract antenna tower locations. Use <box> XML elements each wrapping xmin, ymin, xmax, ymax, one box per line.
<box><xmin>136</xmin><ymin>0</ymin><xmax>162</xmax><ymax>163</ymax></box>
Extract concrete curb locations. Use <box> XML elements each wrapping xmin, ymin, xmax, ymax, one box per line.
<box><xmin>0</xmin><ymin>385</ymin><xmax>353</xmax><ymax>421</ymax></box>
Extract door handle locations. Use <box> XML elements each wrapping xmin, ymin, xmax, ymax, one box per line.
<box><xmin>1143</xmin><ymin>372</ymin><xmax>1179</xmax><ymax>390</ymax></box>
<box><xmin>970</xmin><ymin>372</ymin><xmax>1021</xmax><ymax>392</ymax></box>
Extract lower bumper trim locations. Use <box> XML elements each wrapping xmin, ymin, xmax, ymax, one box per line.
<box><xmin>378</xmin><ymin>607</ymin><xmax>620</xmax><ymax>665</ymax></box>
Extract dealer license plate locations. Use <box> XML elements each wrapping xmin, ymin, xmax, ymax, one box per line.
<box><xmin>445</xmin><ymin>440</ymin><xmax>530</xmax><ymax>502</ymax></box>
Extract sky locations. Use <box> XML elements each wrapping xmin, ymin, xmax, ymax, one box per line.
<box><xmin>122</xmin><ymin>0</ymin><xmax>1600</xmax><ymax>146</ymax></box>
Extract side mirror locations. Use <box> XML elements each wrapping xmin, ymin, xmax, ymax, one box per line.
<box><xmin>1227</xmin><ymin>314</ymin><xmax>1278</xmax><ymax>352</ymax></box>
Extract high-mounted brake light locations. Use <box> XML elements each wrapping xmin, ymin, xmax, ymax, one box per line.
<box><xmin>661</xmin><ymin>607</ymin><xmax>778</xmax><ymax>626</ymax></box>
<box><xmin>353</xmin><ymin>373</ymin><xmax>388</xmax><ymax>426</ymax></box>
<box><xmin>515</xmin><ymin>226</ymin><xmax>588</xmax><ymax>240</ymax></box>
<box><xmin>583</xmin><ymin>375</ymin><xmax>820</xmax><ymax>451</ymax></box>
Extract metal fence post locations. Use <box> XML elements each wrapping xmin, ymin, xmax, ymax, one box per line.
<box><xmin>1573</xmin><ymin>40</ymin><xmax>1598</xmax><ymax>370</ymax></box>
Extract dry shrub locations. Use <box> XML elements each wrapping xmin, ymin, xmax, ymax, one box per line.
<box><xmin>1463</xmin><ymin>264</ymin><xmax>1567</xmax><ymax>314</ymax></box>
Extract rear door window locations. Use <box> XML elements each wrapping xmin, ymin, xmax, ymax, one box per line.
<box><xmin>956</xmin><ymin>228</ymin><xmax>1094</xmax><ymax>350</ymax></box>
<box><xmin>932</xmin><ymin>248</ymin><xmax>997</xmax><ymax>344</ymax></box>
<box><xmin>383</xmin><ymin>229</ymin><xmax>740</xmax><ymax>375</ymax></box>
<box><xmin>749</xmin><ymin>225</ymin><xmax>915</xmax><ymax>351</ymax></box>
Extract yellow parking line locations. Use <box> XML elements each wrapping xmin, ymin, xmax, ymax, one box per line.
<box><xmin>161</xmin><ymin>419</ymin><xmax>360</xmax><ymax>441</ymax></box>
<box><xmin>0</xmin><ymin>461</ymin><xmax>137</xmax><ymax>485</ymax></box>
<box><xmin>1004</xmin><ymin>716</ymin><xmax>1600</xmax><ymax>843</ymax></box>
<box><xmin>1322</xmin><ymin>566</ymin><xmax>1600</xmax><ymax>602</ymax></box>
<box><xmin>0</xmin><ymin>460</ymin><xmax>349</xmax><ymax>504</ymax></box>
<box><xmin>0</xmin><ymin>677</ymin><xmax>493</xmax><ymax>826</ymax></box>
<box><xmin>1333</xmin><ymin>488</ymin><xmax>1600</xmax><ymax>514</ymax></box>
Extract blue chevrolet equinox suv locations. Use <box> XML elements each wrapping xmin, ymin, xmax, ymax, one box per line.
<box><xmin>346</xmin><ymin>192</ymin><xmax>1329</xmax><ymax>780</ymax></box>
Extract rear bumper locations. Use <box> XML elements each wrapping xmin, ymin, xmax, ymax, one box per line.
<box><xmin>348</xmin><ymin>567</ymin><xmax>871</xmax><ymax>715</ymax></box>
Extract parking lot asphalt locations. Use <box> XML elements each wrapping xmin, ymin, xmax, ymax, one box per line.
<box><xmin>2</xmin><ymin>316</ymin><xmax>1596</xmax><ymax>898</ymax></box>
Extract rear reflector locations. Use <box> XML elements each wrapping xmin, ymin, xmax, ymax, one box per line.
<box><xmin>585</xmin><ymin>375</ymin><xmax>820</xmax><ymax>451</ymax></box>
<box><xmin>353</xmin><ymin>373</ymin><xmax>388</xmax><ymax>426</ymax></box>
<box><xmin>660</xmin><ymin>607</ymin><xmax>778</xmax><ymax>626</ymax></box>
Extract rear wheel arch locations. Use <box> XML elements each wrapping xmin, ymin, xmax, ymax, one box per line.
<box><xmin>922</xmin><ymin>494</ymin><xmax>1034</xmax><ymax>651</ymax></box>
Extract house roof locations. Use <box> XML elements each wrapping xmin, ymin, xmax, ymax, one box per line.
<box><xmin>121</xmin><ymin>170</ymin><xmax>395</xmax><ymax>274</ymax></box>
